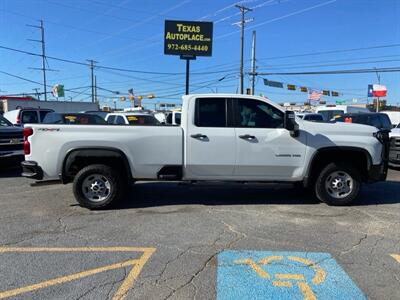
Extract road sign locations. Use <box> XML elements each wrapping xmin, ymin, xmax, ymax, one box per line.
<box><xmin>164</xmin><ymin>20</ymin><xmax>213</xmax><ymax>57</ymax></box>
<box><xmin>218</xmin><ymin>250</ymin><xmax>366</xmax><ymax>300</ymax></box>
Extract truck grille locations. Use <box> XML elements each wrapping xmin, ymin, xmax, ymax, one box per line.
<box><xmin>0</xmin><ymin>131</ymin><xmax>23</xmax><ymax>148</ymax></box>
<box><xmin>390</xmin><ymin>137</ymin><xmax>400</xmax><ymax>150</ymax></box>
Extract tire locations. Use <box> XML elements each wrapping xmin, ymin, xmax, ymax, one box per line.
<box><xmin>73</xmin><ymin>164</ymin><xmax>124</xmax><ymax>209</ymax></box>
<box><xmin>315</xmin><ymin>162</ymin><xmax>361</xmax><ymax>206</ymax></box>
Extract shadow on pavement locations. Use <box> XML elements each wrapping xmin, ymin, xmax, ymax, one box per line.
<box><xmin>108</xmin><ymin>180</ymin><xmax>400</xmax><ymax>210</ymax></box>
<box><xmin>0</xmin><ymin>157</ymin><xmax>23</xmax><ymax>178</ymax></box>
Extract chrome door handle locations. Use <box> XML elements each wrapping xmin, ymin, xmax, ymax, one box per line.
<box><xmin>239</xmin><ymin>134</ymin><xmax>256</xmax><ymax>140</ymax></box>
<box><xmin>191</xmin><ymin>133</ymin><xmax>208</xmax><ymax>140</ymax></box>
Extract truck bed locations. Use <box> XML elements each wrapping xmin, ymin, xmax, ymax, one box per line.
<box><xmin>25</xmin><ymin>124</ymin><xmax>183</xmax><ymax>180</ymax></box>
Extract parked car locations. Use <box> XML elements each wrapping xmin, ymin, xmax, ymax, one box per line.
<box><xmin>83</xmin><ymin>111</ymin><xmax>109</xmax><ymax>120</ymax></box>
<box><xmin>296</xmin><ymin>113</ymin><xmax>324</xmax><ymax>122</ymax></box>
<box><xmin>105</xmin><ymin>112</ymin><xmax>160</xmax><ymax>125</ymax></box>
<box><xmin>165</xmin><ymin>111</ymin><xmax>182</xmax><ymax>125</ymax></box>
<box><xmin>43</xmin><ymin>113</ymin><xmax>107</xmax><ymax>125</ymax></box>
<box><xmin>334</xmin><ymin>113</ymin><xmax>392</xmax><ymax>131</ymax></box>
<box><xmin>389</xmin><ymin>124</ymin><xmax>400</xmax><ymax>168</ymax></box>
<box><xmin>0</xmin><ymin>115</ymin><xmax>23</xmax><ymax>160</ymax></box>
<box><xmin>3</xmin><ymin>108</ymin><xmax>54</xmax><ymax>126</ymax></box>
<box><xmin>22</xmin><ymin>94</ymin><xmax>389</xmax><ymax>209</ymax></box>
<box><xmin>381</xmin><ymin>111</ymin><xmax>400</xmax><ymax>128</ymax></box>
<box><xmin>316</xmin><ymin>105</ymin><xmax>369</xmax><ymax>121</ymax></box>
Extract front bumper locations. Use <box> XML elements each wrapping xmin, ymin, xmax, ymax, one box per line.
<box><xmin>368</xmin><ymin>162</ymin><xmax>388</xmax><ymax>182</ymax></box>
<box><xmin>21</xmin><ymin>160</ymin><xmax>43</xmax><ymax>180</ymax></box>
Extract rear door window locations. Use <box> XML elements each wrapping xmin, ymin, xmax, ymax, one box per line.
<box><xmin>368</xmin><ymin>114</ymin><xmax>381</xmax><ymax>128</ymax></box>
<box><xmin>175</xmin><ymin>113</ymin><xmax>181</xmax><ymax>125</ymax></box>
<box><xmin>195</xmin><ymin>98</ymin><xmax>227</xmax><ymax>127</ymax></box>
<box><xmin>21</xmin><ymin>111</ymin><xmax>39</xmax><ymax>123</ymax></box>
<box><xmin>115</xmin><ymin>116</ymin><xmax>125</xmax><ymax>125</ymax></box>
<box><xmin>107</xmin><ymin>115</ymin><xmax>116</xmax><ymax>124</ymax></box>
<box><xmin>379</xmin><ymin>114</ymin><xmax>392</xmax><ymax>130</ymax></box>
<box><xmin>39</xmin><ymin>110</ymin><xmax>52</xmax><ymax>122</ymax></box>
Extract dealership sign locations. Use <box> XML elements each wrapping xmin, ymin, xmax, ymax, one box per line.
<box><xmin>164</xmin><ymin>20</ymin><xmax>213</xmax><ymax>57</ymax></box>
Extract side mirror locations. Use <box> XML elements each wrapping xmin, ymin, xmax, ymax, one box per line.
<box><xmin>284</xmin><ymin>111</ymin><xmax>300</xmax><ymax>137</ymax></box>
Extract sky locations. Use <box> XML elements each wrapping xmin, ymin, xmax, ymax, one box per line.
<box><xmin>0</xmin><ymin>0</ymin><xmax>399</xmax><ymax>109</ymax></box>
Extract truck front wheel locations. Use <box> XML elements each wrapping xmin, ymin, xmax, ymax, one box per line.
<box><xmin>315</xmin><ymin>162</ymin><xmax>361</xmax><ymax>206</ymax></box>
<box><xmin>73</xmin><ymin>164</ymin><xmax>123</xmax><ymax>209</ymax></box>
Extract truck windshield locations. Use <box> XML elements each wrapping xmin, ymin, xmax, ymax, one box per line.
<box><xmin>319</xmin><ymin>110</ymin><xmax>344</xmax><ymax>121</ymax></box>
<box><xmin>0</xmin><ymin>116</ymin><xmax>13</xmax><ymax>127</ymax></box>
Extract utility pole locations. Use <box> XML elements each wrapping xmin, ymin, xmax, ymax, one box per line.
<box><xmin>32</xmin><ymin>88</ymin><xmax>41</xmax><ymax>100</ymax></box>
<box><xmin>235</xmin><ymin>4</ymin><xmax>252</xmax><ymax>94</ymax></box>
<box><xmin>94</xmin><ymin>75</ymin><xmax>98</xmax><ymax>103</ymax></box>
<box><xmin>375</xmin><ymin>70</ymin><xmax>381</xmax><ymax>113</ymax></box>
<box><xmin>250</xmin><ymin>30</ymin><xmax>256</xmax><ymax>95</ymax></box>
<box><xmin>87</xmin><ymin>59</ymin><xmax>98</xmax><ymax>103</ymax></box>
<box><xmin>27</xmin><ymin>20</ymin><xmax>52</xmax><ymax>101</ymax></box>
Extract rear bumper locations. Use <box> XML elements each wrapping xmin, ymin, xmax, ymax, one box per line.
<box><xmin>21</xmin><ymin>160</ymin><xmax>43</xmax><ymax>180</ymax></box>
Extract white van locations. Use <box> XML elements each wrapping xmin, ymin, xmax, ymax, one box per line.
<box><xmin>3</xmin><ymin>108</ymin><xmax>54</xmax><ymax>126</ymax></box>
<box><xmin>316</xmin><ymin>105</ymin><xmax>369</xmax><ymax>121</ymax></box>
<box><xmin>381</xmin><ymin>111</ymin><xmax>400</xmax><ymax>127</ymax></box>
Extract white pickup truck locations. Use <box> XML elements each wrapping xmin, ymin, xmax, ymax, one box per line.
<box><xmin>21</xmin><ymin>94</ymin><xmax>389</xmax><ymax>209</ymax></box>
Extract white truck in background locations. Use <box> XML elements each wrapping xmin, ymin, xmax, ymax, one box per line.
<box><xmin>21</xmin><ymin>94</ymin><xmax>389</xmax><ymax>209</ymax></box>
<box><xmin>0</xmin><ymin>97</ymin><xmax>99</xmax><ymax>114</ymax></box>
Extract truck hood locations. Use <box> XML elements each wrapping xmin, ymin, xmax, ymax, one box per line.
<box><xmin>390</xmin><ymin>128</ymin><xmax>400</xmax><ymax>138</ymax></box>
<box><xmin>299</xmin><ymin>120</ymin><xmax>378</xmax><ymax>136</ymax></box>
<box><xmin>0</xmin><ymin>127</ymin><xmax>23</xmax><ymax>134</ymax></box>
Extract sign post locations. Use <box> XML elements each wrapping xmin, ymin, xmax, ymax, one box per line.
<box><xmin>164</xmin><ymin>20</ymin><xmax>213</xmax><ymax>95</ymax></box>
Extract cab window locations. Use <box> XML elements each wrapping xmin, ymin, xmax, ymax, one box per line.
<box><xmin>195</xmin><ymin>98</ymin><xmax>227</xmax><ymax>127</ymax></box>
<box><xmin>107</xmin><ymin>115</ymin><xmax>116</xmax><ymax>124</ymax></box>
<box><xmin>115</xmin><ymin>116</ymin><xmax>125</xmax><ymax>125</ymax></box>
<box><xmin>235</xmin><ymin>98</ymin><xmax>284</xmax><ymax>128</ymax></box>
<box><xmin>21</xmin><ymin>111</ymin><xmax>39</xmax><ymax>123</ymax></box>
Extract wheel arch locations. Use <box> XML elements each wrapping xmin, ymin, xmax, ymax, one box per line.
<box><xmin>304</xmin><ymin>146</ymin><xmax>372</xmax><ymax>187</ymax></box>
<box><xmin>61</xmin><ymin>147</ymin><xmax>133</xmax><ymax>183</ymax></box>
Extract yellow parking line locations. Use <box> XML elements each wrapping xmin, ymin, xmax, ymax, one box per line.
<box><xmin>113</xmin><ymin>248</ymin><xmax>155</xmax><ymax>300</ymax></box>
<box><xmin>0</xmin><ymin>246</ymin><xmax>156</xmax><ymax>300</ymax></box>
<box><xmin>0</xmin><ymin>246</ymin><xmax>154</xmax><ymax>253</ymax></box>
<box><xmin>391</xmin><ymin>254</ymin><xmax>400</xmax><ymax>264</ymax></box>
<box><xmin>0</xmin><ymin>259</ymin><xmax>138</xmax><ymax>299</ymax></box>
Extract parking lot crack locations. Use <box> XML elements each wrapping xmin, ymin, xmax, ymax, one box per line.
<box><xmin>340</xmin><ymin>233</ymin><xmax>368</xmax><ymax>255</ymax></box>
<box><xmin>163</xmin><ymin>251</ymin><xmax>217</xmax><ymax>300</ymax></box>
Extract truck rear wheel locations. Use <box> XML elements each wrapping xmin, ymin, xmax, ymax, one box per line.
<box><xmin>315</xmin><ymin>162</ymin><xmax>361</xmax><ymax>206</ymax></box>
<box><xmin>73</xmin><ymin>164</ymin><xmax>123</xmax><ymax>209</ymax></box>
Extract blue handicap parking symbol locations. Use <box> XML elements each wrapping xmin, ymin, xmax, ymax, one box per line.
<box><xmin>217</xmin><ymin>250</ymin><xmax>366</xmax><ymax>300</ymax></box>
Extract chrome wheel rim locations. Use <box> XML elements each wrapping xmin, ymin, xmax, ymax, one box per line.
<box><xmin>324</xmin><ymin>171</ymin><xmax>353</xmax><ymax>199</ymax></box>
<box><xmin>82</xmin><ymin>174</ymin><xmax>111</xmax><ymax>202</ymax></box>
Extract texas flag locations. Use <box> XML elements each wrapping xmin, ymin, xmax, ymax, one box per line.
<box><xmin>372</xmin><ymin>84</ymin><xmax>387</xmax><ymax>97</ymax></box>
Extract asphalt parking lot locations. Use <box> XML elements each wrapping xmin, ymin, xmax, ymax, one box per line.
<box><xmin>0</xmin><ymin>165</ymin><xmax>399</xmax><ymax>300</ymax></box>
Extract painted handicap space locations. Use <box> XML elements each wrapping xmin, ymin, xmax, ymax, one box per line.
<box><xmin>217</xmin><ymin>250</ymin><xmax>366</xmax><ymax>300</ymax></box>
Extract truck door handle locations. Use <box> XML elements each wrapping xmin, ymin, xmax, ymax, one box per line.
<box><xmin>239</xmin><ymin>134</ymin><xmax>256</xmax><ymax>140</ymax></box>
<box><xmin>191</xmin><ymin>133</ymin><xmax>208</xmax><ymax>140</ymax></box>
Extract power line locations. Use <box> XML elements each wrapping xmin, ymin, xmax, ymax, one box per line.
<box><xmin>257</xmin><ymin>43</ymin><xmax>400</xmax><ymax>61</ymax></box>
<box><xmin>255</xmin><ymin>66</ymin><xmax>400</xmax><ymax>75</ymax></box>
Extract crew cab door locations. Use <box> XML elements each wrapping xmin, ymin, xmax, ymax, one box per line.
<box><xmin>233</xmin><ymin>98</ymin><xmax>306</xmax><ymax>180</ymax></box>
<box><xmin>185</xmin><ymin>97</ymin><xmax>236</xmax><ymax>179</ymax></box>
